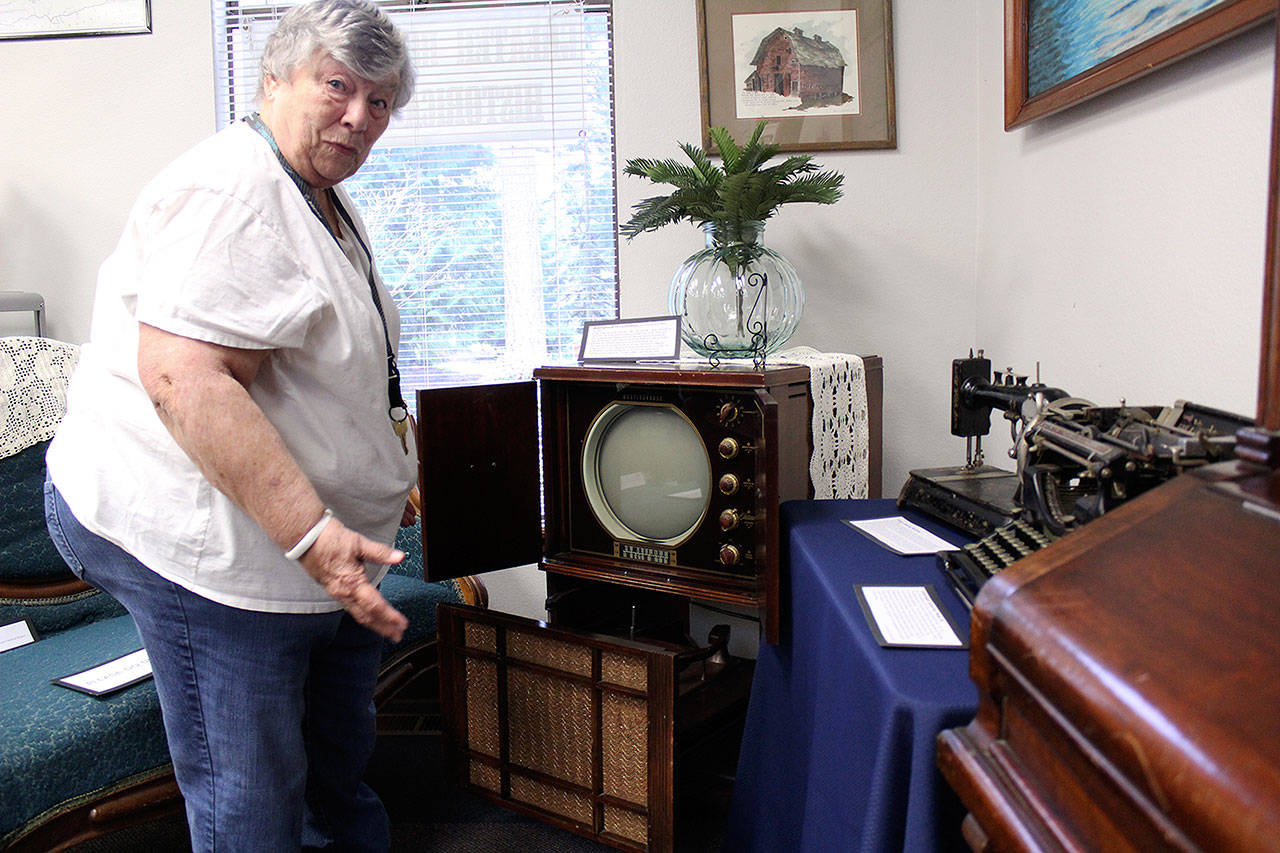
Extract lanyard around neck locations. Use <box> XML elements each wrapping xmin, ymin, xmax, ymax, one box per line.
<box><xmin>242</xmin><ymin>113</ymin><xmax>409</xmax><ymax>431</ymax></box>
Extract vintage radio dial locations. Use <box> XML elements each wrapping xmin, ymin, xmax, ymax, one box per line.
<box><xmin>718</xmin><ymin>473</ymin><xmax>741</xmax><ymax>496</ymax></box>
<box><xmin>718</xmin><ymin>543</ymin><xmax>742</xmax><ymax>566</ymax></box>
<box><xmin>717</xmin><ymin>401</ymin><xmax>742</xmax><ymax>426</ymax></box>
<box><xmin>718</xmin><ymin>437</ymin><xmax>741</xmax><ymax>459</ymax></box>
<box><xmin>719</xmin><ymin>508</ymin><xmax>741</xmax><ymax>531</ymax></box>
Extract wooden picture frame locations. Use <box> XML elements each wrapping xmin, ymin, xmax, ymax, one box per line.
<box><xmin>696</xmin><ymin>0</ymin><xmax>896</xmax><ymax>153</ymax></box>
<box><xmin>1005</xmin><ymin>0</ymin><xmax>1274</xmax><ymax>129</ymax></box>
<box><xmin>1258</xmin><ymin>10</ymin><xmax>1280</xmax><ymax>430</ymax></box>
<box><xmin>0</xmin><ymin>0</ymin><xmax>151</xmax><ymax>41</ymax></box>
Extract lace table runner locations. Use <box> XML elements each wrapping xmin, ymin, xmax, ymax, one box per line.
<box><xmin>776</xmin><ymin>347</ymin><xmax>869</xmax><ymax>500</ymax></box>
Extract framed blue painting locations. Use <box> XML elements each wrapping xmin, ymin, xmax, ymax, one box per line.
<box><xmin>1005</xmin><ymin>0</ymin><xmax>1273</xmax><ymax>128</ymax></box>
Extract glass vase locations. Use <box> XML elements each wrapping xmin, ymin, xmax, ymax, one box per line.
<box><xmin>668</xmin><ymin>220</ymin><xmax>804</xmax><ymax>360</ymax></box>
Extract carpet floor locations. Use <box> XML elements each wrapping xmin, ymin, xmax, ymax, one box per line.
<box><xmin>66</xmin><ymin>729</ymin><xmax>730</xmax><ymax>852</ymax></box>
<box><xmin>65</xmin><ymin>650</ymin><xmax>735</xmax><ymax>852</ymax></box>
<box><xmin>370</xmin><ymin>733</ymin><xmax>728</xmax><ymax>853</ymax></box>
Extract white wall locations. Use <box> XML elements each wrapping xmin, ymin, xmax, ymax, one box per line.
<box><xmin>613</xmin><ymin>1</ymin><xmax>1274</xmax><ymax>489</ymax></box>
<box><xmin>2</xmin><ymin>2</ymin><xmax>1274</xmax><ymax>619</ymax></box>
<box><xmin>0</xmin><ymin>2</ymin><xmax>216</xmax><ymax>343</ymax></box>
<box><xmin>973</xmin><ymin>7</ymin><xmax>1273</xmax><ymax>466</ymax></box>
<box><xmin>615</xmin><ymin>1</ymin><xmax>983</xmax><ymax>494</ymax></box>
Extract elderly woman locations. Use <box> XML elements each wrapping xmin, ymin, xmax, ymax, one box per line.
<box><xmin>44</xmin><ymin>2</ymin><xmax>416</xmax><ymax>849</ymax></box>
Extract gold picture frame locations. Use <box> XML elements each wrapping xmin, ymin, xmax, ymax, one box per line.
<box><xmin>696</xmin><ymin>0</ymin><xmax>896</xmax><ymax>153</ymax></box>
<box><xmin>0</xmin><ymin>0</ymin><xmax>151</xmax><ymax>40</ymax></box>
<box><xmin>1005</xmin><ymin>0</ymin><xmax>1274</xmax><ymax>129</ymax></box>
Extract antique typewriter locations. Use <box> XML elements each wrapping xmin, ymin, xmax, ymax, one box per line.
<box><xmin>938</xmin><ymin>520</ymin><xmax>1057</xmax><ymax>608</ymax></box>
<box><xmin>901</xmin><ymin>352</ymin><xmax>1252</xmax><ymax>607</ymax></box>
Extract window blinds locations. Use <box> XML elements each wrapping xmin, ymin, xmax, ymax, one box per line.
<box><xmin>212</xmin><ymin>0</ymin><xmax>618</xmax><ymax>399</ymax></box>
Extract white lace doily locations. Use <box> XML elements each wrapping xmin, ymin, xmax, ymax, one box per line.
<box><xmin>0</xmin><ymin>336</ymin><xmax>80</xmax><ymax>458</ymax></box>
<box><xmin>776</xmin><ymin>347</ymin><xmax>869</xmax><ymax>500</ymax></box>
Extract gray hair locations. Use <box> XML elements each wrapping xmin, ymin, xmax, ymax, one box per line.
<box><xmin>258</xmin><ymin>0</ymin><xmax>415</xmax><ymax>112</ymax></box>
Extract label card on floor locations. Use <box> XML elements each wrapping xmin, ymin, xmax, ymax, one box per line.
<box><xmin>53</xmin><ymin>648</ymin><xmax>153</xmax><ymax>697</ymax></box>
<box><xmin>854</xmin><ymin>585</ymin><xmax>966</xmax><ymax>649</ymax></box>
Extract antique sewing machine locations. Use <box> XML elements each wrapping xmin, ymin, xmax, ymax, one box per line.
<box><xmin>898</xmin><ymin>351</ymin><xmax>1252</xmax><ymax>605</ymax></box>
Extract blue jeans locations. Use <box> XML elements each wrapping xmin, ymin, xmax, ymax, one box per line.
<box><xmin>45</xmin><ymin>481</ymin><xmax>390</xmax><ymax>852</ymax></box>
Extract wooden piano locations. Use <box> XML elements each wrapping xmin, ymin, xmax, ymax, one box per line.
<box><xmin>936</xmin><ymin>456</ymin><xmax>1280</xmax><ymax>851</ymax></box>
<box><xmin>936</xmin><ymin>11</ymin><xmax>1280</xmax><ymax>852</ymax></box>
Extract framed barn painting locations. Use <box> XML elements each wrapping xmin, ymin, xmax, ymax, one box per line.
<box><xmin>696</xmin><ymin>0</ymin><xmax>896</xmax><ymax>153</ymax></box>
<box><xmin>1005</xmin><ymin>0</ymin><xmax>1274</xmax><ymax>129</ymax></box>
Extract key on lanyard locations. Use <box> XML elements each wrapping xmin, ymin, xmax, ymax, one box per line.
<box><xmin>392</xmin><ymin>407</ymin><xmax>409</xmax><ymax>454</ymax></box>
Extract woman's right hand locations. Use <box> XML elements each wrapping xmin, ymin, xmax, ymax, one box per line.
<box><xmin>138</xmin><ymin>325</ymin><xmax>410</xmax><ymax>642</ymax></box>
<box><xmin>299</xmin><ymin>517</ymin><xmax>409</xmax><ymax>642</ymax></box>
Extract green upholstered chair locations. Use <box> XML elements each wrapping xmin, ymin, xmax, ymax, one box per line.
<box><xmin>0</xmin><ymin>336</ymin><xmax>483</xmax><ymax>851</ymax></box>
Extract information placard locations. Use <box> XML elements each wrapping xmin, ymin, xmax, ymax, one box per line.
<box><xmin>0</xmin><ymin>619</ymin><xmax>38</xmax><ymax>653</ymax></box>
<box><xmin>53</xmin><ymin>648</ymin><xmax>153</xmax><ymax>697</ymax></box>
<box><xmin>844</xmin><ymin>516</ymin><xmax>961</xmax><ymax>555</ymax></box>
<box><xmin>578</xmin><ymin>316</ymin><xmax>681</xmax><ymax>362</ymax></box>
<box><xmin>854</xmin><ymin>585</ymin><xmax>967</xmax><ymax>649</ymax></box>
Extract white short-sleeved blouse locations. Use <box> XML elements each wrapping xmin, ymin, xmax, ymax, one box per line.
<box><xmin>48</xmin><ymin>122</ymin><xmax>417</xmax><ymax>613</ymax></box>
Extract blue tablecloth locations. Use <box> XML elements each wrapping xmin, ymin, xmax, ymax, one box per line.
<box><xmin>725</xmin><ymin>499</ymin><xmax>978</xmax><ymax>853</ymax></box>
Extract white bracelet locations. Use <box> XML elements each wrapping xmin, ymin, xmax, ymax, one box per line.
<box><xmin>285</xmin><ymin>509</ymin><xmax>333</xmax><ymax>561</ymax></box>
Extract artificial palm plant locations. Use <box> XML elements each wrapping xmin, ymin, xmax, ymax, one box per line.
<box><xmin>620</xmin><ymin>121</ymin><xmax>844</xmax><ymax>241</ymax></box>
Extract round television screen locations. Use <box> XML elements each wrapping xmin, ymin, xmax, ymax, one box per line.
<box><xmin>582</xmin><ymin>402</ymin><xmax>711</xmax><ymax>545</ymax></box>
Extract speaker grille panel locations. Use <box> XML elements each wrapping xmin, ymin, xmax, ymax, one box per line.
<box><xmin>464</xmin><ymin>657</ymin><xmax>499</xmax><ymax>757</ymax></box>
<box><xmin>469</xmin><ymin>759</ymin><xmax>500</xmax><ymax>793</ymax></box>
<box><xmin>464</xmin><ymin>620</ymin><xmax>496</xmax><ymax>653</ymax></box>
<box><xmin>603</xmin><ymin>804</ymin><xmax>649</xmax><ymax>845</ymax></box>
<box><xmin>508</xmin><ymin>628</ymin><xmax>594</xmax><ymax>676</ymax></box>
<box><xmin>507</xmin><ymin>667</ymin><xmax>595</xmax><ymax>787</ymax></box>
<box><xmin>440</xmin><ymin>606</ymin><xmax>683</xmax><ymax>852</ymax></box>
<box><xmin>510</xmin><ymin>772</ymin><xmax>595</xmax><ymax>825</ymax></box>
<box><xmin>602</xmin><ymin>692</ymin><xmax>649</xmax><ymax>804</ymax></box>
<box><xmin>602</xmin><ymin>650</ymin><xmax>648</xmax><ymax>690</ymax></box>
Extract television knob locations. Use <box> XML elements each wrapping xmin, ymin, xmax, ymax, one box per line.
<box><xmin>717</xmin><ymin>402</ymin><xmax>740</xmax><ymax>425</ymax></box>
<box><xmin>718</xmin><ymin>473</ymin><xmax>740</xmax><ymax>495</ymax></box>
<box><xmin>718</xmin><ymin>543</ymin><xmax>741</xmax><ymax>566</ymax></box>
<box><xmin>718</xmin><ymin>437</ymin><xmax>740</xmax><ymax>459</ymax></box>
<box><xmin>718</xmin><ymin>508</ymin><xmax>741</xmax><ymax>531</ymax></box>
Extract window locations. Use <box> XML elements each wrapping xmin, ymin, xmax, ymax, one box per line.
<box><xmin>212</xmin><ymin>0</ymin><xmax>618</xmax><ymax>404</ymax></box>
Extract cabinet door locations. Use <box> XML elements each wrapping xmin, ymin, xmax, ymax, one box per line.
<box><xmin>416</xmin><ymin>381</ymin><xmax>541</xmax><ymax>581</ymax></box>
